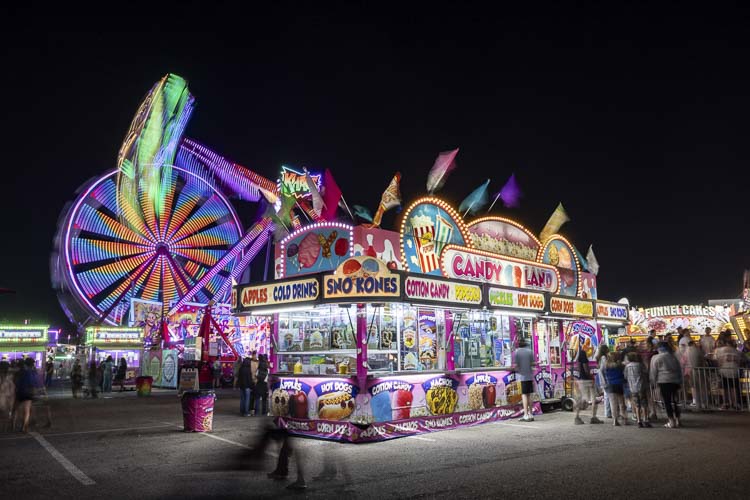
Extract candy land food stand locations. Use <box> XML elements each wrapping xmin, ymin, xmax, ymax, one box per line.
<box><xmin>0</xmin><ymin>325</ymin><xmax>49</xmax><ymax>367</ymax></box>
<box><xmin>233</xmin><ymin>197</ymin><xmax>626</xmax><ymax>442</ymax></box>
<box><xmin>85</xmin><ymin>326</ymin><xmax>144</xmax><ymax>388</ymax></box>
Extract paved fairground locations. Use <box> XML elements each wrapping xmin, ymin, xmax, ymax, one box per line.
<box><xmin>2</xmin><ymin>386</ymin><xmax>749</xmax><ymax>499</ymax></box>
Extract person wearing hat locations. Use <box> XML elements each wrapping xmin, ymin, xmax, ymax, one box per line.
<box><xmin>650</xmin><ymin>342</ymin><xmax>683</xmax><ymax>428</ymax></box>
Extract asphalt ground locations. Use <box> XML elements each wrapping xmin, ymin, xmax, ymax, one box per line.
<box><xmin>1</xmin><ymin>386</ymin><xmax>749</xmax><ymax>499</ymax></box>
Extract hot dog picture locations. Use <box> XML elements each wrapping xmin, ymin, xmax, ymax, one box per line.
<box><xmin>317</xmin><ymin>391</ymin><xmax>355</xmax><ymax>420</ymax></box>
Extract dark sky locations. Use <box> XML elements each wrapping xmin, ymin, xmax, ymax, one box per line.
<box><xmin>1</xmin><ymin>2</ymin><xmax>749</xmax><ymax>330</ymax></box>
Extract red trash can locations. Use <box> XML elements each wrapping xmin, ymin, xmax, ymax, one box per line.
<box><xmin>181</xmin><ymin>390</ymin><xmax>215</xmax><ymax>432</ymax></box>
<box><xmin>136</xmin><ymin>376</ymin><xmax>153</xmax><ymax>397</ymax></box>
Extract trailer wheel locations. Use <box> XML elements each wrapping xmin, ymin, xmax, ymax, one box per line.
<box><xmin>562</xmin><ymin>397</ymin><xmax>575</xmax><ymax>412</ymax></box>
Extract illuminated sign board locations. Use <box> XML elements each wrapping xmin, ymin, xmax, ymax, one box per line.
<box><xmin>441</xmin><ymin>246</ymin><xmax>559</xmax><ymax>293</ymax></box>
<box><xmin>550</xmin><ymin>296</ymin><xmax>594</xmax><ymax>318</ymax></box>
<box><xmin>86</xmin><ymin>327</ymin><xmax>143</xmax><ymax>345</ymax></box>
<box><xmin>404</xmin><ymin>276</ymin><xmax>482</xmax><ymax>306</ymax></box>
<box><xmin>595</xmin><ymin>302</ymin><xmax>629</xmax><ymax>321</ymax></box>
<box><xmin>643</xmin><ymin>305</ymin><xmax>718</xmax><ymax>318</ymax></box>
<box><xmin>0</xmin><ymin>326</ymin><xmax>48</xmax><ymax>343</ymax></box>
<box><xmin>235</xmin><ymin>277</ymin><xmax>320</xmax><ymax>312</ymax></box>
<box><xmin>278</xmin><ymin>165</ymin><xmax>322</xmax><ymax>200</ymax></box>
<box><xmin>322</xmin><ymin>257</ymin><xmax>401</xmax><ymax>301</ymax></box>
<box><xmin>487</xmin><ymin>288</ymin><xmax>545</xmax><ymax>311</ymax></box>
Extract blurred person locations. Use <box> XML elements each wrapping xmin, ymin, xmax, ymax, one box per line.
<box><xmin>685</xmin><ymin>341</ymin><xmax>705</xmax><ymax>407</ymax></box>
<box><xmin>115</xmin><ymin>358</ymin><xmax>127</xmax><ymax>392</ymax></box>
<box><xmin>0</xmin><ymin>360</ymin><xmax>15</xmax><ymax>432</ymax></box>
<box><xmin>513</xmin><ymin>338</ymin><xmax>535</xmax><ymax>422</ymax></box>
<box><xmin>71</xmin><ymin>359</ymin><xmax>83</xmax><ymax>398</ymax></box>
<box><xmin>572</xmin><ymin>345</ymin><xmax>603</xmax><ymax>425</ymax></box>
<box><xmin>96</xmin><ymin>360</ymin><xmax>104</xmax><ymax>391</ymax></box>
<box><xmin>700</xmin><ymin>327</ymin><xmax>715</xmax><ymax>363</ymax></box>
<box><xmin>249</xmin><ymin>351</ymin><xmax>259</xmax><ymax>413</ymax></box>
<box><xmin>624</xmin><ymin>352</ymin><xmax>649</xmax><ymax>427</ymax></box>
<box><xmin>647</xmin><ymin>329</ymin><xmax>658</xmax><ymax>348</ymax></box>
<box><xmin>603</xmin><ymin>351</ymin><xmax>627</xmax><ymax>426</ymax></box>
<box><xmin>254</xmin><ymin>354</ymin><xmax>269</xmax><ymax>416</ymax></box>
<box><xmin>650</xmin><ymin>342</ymin><xmax>683</xmax><ymax>428</ymax></box>
<box><xmin>253</xmin><ymin>424</ymin><xmax>307</xmax><ymax>490</ymax></box>
<box><xmin>212</xmin><ymin>358</ymin><xmax>222</xmax><ymax>389</ymax></box>
<box><xmin>102</xmin><ymin>355</ymin><xmax>114</xmax><ymax>393</ymax></box>
<box><xmin>237</xmin><ymin>357</ymin><xmax>253</xmax><ymax>416</ymax></box>
<box><xmin>232</xmin><ymin>356</ymin><xmax>243</xmax><ymax>389</ymax></box>
<box><xmin>88</xmin><ymin>361</ymin><xmax>99</xmax><ymax>399</ymax></box>
<box><xmin>715</xmin><ymin>339</ymin><xmax>742</xmax><ymax>410</ymax></box>
<box><xmin>622</xmin><ymin>339</ymin><xmax>637</xmax><ymax>358</ymax></box>
<box><xmin>15</xmin><ymin>358</ymin><xmax>41</xmax><ymax>432</ymax></box>
<box><xmin>595</xmin><ymin>344</ymin><xmax>612</xmax><ymax>418</ymax></box>
<box><xmin>44</xmin><ymin>358</ymin><xmax>54</xmax><ymax>388</ymax></box>
<box><xmin>742</xmin><ymin>340</ymin><xmax>750</xmax><ymax>367</ymax></box>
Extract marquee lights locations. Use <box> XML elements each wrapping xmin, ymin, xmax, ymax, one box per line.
<box><xmin>538</xmin><ymin>234</ymin><xmax>583</xmax><ymax>298</ymax></box>
<box><xmin>0</xmin><ymin>325</ymin><xmax>50</xmax><ymax>343</ymax></box>
<box><xmin>399</xmin><ymin>197</ymin><xmax>472</xmax><ymax>271</ymax></box>
<box><xmin>278</xmin><ymin>222</ymin><xmax>355</xmax><ymax>278</ymax></box>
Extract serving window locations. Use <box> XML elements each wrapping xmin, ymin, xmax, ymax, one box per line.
<box><xmin>535</xmin><ymin>320</ymin><xmax>562</xmax><ymax>366</ymax></box>
<box><xmin>366</xmin><ymin>303</ymin><xmax>400</xmax><ymax>374</ymax></box>
<box><xmin>453</xmin><ymin>311</ymin><xmax>513</xmax><ymax>370</ymax></box>
<box><xmin>276</xmin><ymin>305</ymin><xmax>357</xmax><ymax>375</ymax></box>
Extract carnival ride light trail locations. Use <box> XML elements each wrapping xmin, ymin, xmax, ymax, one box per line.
<box><xmin>52</xmin><ymin>74</ymin><xmax>276</xmax><ymax>328</ymax></box>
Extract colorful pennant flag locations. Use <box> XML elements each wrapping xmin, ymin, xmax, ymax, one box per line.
<box><xmin>322</xmin><ymin>168</ymin><xmax>342</xmax><ymax>221</ymax></box>
<box><xmin>586</xmin><ymin>245</ymin><xmax>600</xmax><ymax>276</ymax></box>
<box><xmin>426</xmin><ymin>149</ymin><xmax>459</xmax><ymax>194</ymax></box>
<box><xmin>304</xmin><ymin>169</ymin><xmax>325</xmax><ymax>219</ymax></box>
<box><xmin>371</xmin><ymin>172</ymin><xmax>402</xmax><ymax>227</ymax></box>
<box><xmin>459</xmin><ymin>179</ymin><xmax>490</xmax><ymax>217</ymax></box>
<box><xmin>488</xmin><ymin>173</ymin><xmax>522</xmax><ymax>211</ymax></box>
<box><xmin>353</xmin><ymin>205</ymin><xmax>373</xmax><ymax>222</ymax></box>
<box><xmin>539</xmin><ymin>202</ymin><xmax>570</xmax><ymax>242</ymax></box>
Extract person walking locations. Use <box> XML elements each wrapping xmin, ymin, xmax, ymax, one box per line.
<box><xmin>115</xmin><ymin>358</ymin><xmax>127</xmax><ymax>392</ymax></box>
<box><xmin>513</xmin><ymin>338</ymin><xmax>535</xmax><ymax>422</ymax></box>
<box><xmin>15</xmin><ymin>358</ymin><xmax>41</xmax><ymax>433</ymax></box>
<box><xmin>102</xmin><ymin>355</ymin><xmax>114</xmax><ymax>393</ymax></box>
<box><xmin>624</xmin><ymin>352</ymin><xmax>649</xmax><ymax>427</ymax></box>
<box><xmin>249</xmin><ymin>351</ymin><xmax>259</xmax><ymax>414</ymax></box>
<box><xmin>233</xmin><ymin>356</ymin><xmax>243</xmax><ymax>389</ymax></box>
<box><xmin>572</xmin><ymin>345</ymin><xmax>603</xmax><ymax>425</ymax></box>
<box><xmin>715</xmin><ymin>339</ymin><xmax>742</xmax><ymax>410</ymax></box>
<box><xmin>71</xmin><ymin>359</ymin><xmax>83</xmax><ymax>398</ymax></box>
<box><xmin>254</xmin><ymin>354</ymin><xmax>270</xmax><ymax>417</ymax></box>
<box><xmin>603</xmin><ymin>352</ymin><xmax>627</xmax><ymax>426</ymax></box>
<box><xmin>212</xmin><ymin>359</ymin><xmax>222</xmax><ymax>389</ymax></box>
<box><xmin>88</xmin><ymin>361</ymin><xmax>99</xmax><ymax>399</ymax></box>
<box><xmin>595</xmin><ymin>344</ymin><xmax>612</xmax><ymax>418</ymax></box>
<box><xmin>238</xmin><ymin>357</ymin><xmax>253</xmax><ymax>416</ymax></box>
<box><xmin>650</xmin><ymin>342</ymin><xmax>683</xmax><ymax>428</ymax></box>
<box><xmin>0</xmin><ymin>360</ymin><xmax>15</xmax><ymax>432</ymax></box>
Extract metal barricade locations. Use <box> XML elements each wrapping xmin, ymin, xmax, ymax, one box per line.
<box><xmin>649</xmin><ymin>367</ymin><xmax>749</xmax><ymax>414</ymax></box>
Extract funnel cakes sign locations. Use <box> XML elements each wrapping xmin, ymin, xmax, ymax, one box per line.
<box><xmin>441</xmin><ymin>246</ymin><xmax>559</xmax><ymax>293</ymax></box>
<box><xmin>322</xmin><ymin>256</ymin><xmax>401</xmax><ymax>301</ymax></box>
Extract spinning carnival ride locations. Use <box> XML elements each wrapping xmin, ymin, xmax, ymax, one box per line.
<box><xmin>52</xmin><ymin>74</ymin><xmax>276</xmax><ymax>328</ymax></box>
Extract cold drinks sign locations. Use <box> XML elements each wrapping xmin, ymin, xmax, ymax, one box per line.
<box><xmin>440</xmin><ymin>246</ymin><xmax>559</xmax><ymax>293</ymax></box>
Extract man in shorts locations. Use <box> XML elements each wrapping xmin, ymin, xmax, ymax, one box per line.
<box><xmin>573</xmin><ymin>346</ymin><xmax>603</xmax><ymax>424</ymax></box>
<box><xmin>513</xmin><ymin>338</ymin><xmax>535</xmax><ymax>422</ymax></box>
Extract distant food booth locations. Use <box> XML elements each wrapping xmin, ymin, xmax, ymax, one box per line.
<box><xmin>85</xmin><ymin>326</ymin><xmax>143</xmax><ymax>387</ymax></box>
<box><xmin>232</xmin><ymin>197</ymin><xmax>625</xmax><ymax>442</ymax></box>
<box><xmin>624</xmin><ymin>304</ymin><xmax>736</xmax><ymax>350</ymax></box>
<box><xmin>0</xmin><ymin>325</ymin><xmax>49</xmax><ymax>367</ymax></box>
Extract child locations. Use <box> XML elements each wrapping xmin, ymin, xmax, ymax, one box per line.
<box><xmin>603</xmin><ymin>352</ymin><xmax>627</xmax><ymax>426</ymax></box>
<box><xmin>624</xmin><ymin>352</ymin><xmax>650</xmax><ymax>427</ymax></box>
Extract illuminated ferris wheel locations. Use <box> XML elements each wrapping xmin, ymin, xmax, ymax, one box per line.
<box><xmin>53</xmin><ymin>165</ymin><xmax>243</xmax><ymax>326</ymax></box>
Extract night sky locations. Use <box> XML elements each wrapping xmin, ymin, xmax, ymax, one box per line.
<box><xmin>1</xmin><ymin>3</ymin><xmax>749</xmax><ymax>331</ymax></box>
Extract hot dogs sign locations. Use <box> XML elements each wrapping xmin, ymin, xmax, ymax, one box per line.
<box><xmin>400</xmin><ymin>198</ymin><xmax>562</xmax><ymax>295</ymax></box>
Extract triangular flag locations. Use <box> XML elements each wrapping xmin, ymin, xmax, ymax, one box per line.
<box><xmin>304</xmin><ymin>169</ymin><xmax>325</xmax><ymax>218</ymax></box>
<box><xmin>321</xmin><ymin>169</ymin><xmax>342</xmax><ymax>220</ymax></box>
<box><xmin>371</xmin><ymin>172</ymin><xmax>402</xmax><ymax>227</ymax></box>
<box><xmin>353</xmin><ymin>205</ymin><xmax>373</xmax><ymax>222</ymax></box>
<box><xmin>459</xmin><ymin>179</ymin><xmax>490</xmax><ymax>217</ymax></box>
<box><xmin>586</xmin><ymin>245</ymin><xmax>600</xmax><ymax>276</ymax></box>
<box><xmin>539</xmin><ymin>202</ymin><xmax>570</xmax><ymax>242</ymax></box>
<box><xmin>488</xmin><ymin>173</ymin><xmax>522</xmax><ymax>212</ymax></box>
<box><xmin>426</xmin><ymin>149</ymin><xmax>458</xmax><ymax>194</ymax></box>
